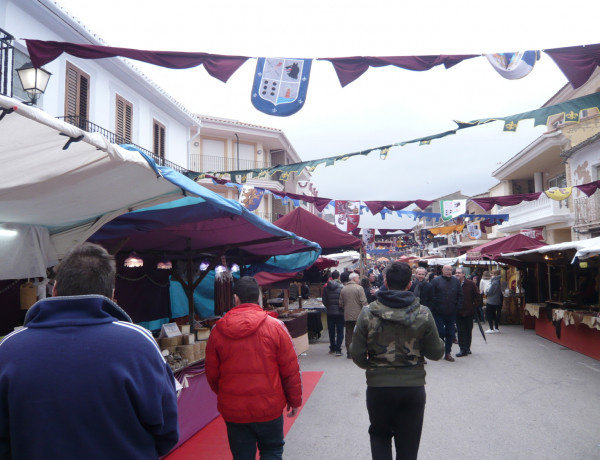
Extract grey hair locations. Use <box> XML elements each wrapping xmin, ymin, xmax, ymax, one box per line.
<box><xmin>349</xmin><ymin>272</ymin><xmax>360</xmax><ymax>281</ymax></box>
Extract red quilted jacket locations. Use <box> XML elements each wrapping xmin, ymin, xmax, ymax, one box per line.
<box><xmin>205</xmin><ymin>303</ymin><xmax>302</xmax><ymax>423</ymax></box>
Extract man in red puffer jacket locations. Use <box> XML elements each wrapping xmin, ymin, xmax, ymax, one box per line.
<box><xmin>205</xmin><ymin>276</ymin><xmax>302</xmax><ymax>460</ymax></box>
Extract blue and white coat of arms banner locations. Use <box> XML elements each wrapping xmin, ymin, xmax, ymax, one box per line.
<box><xmin>251</xmin><ymin>58</ymin><xmax>312</xmax><ymax>116</ymax></box>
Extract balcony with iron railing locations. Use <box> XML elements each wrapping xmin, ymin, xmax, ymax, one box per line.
<box><xmin>495</xmin><ymin>194</ymin><xmax>572</xmax><ymax>233</ymax></box>
<box><xmin>574</xmin><ymin>195</ymin><xmax>600</xmax><ymax>228</ymax></box>
<box><xmin>189</xmin><ymin>154</ymin><xmax>272</xmax><ymax>173</ymax></box>
<box><xmin>57</xmin><ymin>116</ymin><xmax>188</xmax><ymax>174</ymax></box>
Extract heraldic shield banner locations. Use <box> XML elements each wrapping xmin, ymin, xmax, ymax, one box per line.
<box><xmin>252</xmin><ymin>57</ymin><xmax>312</xmax><ymax>116</ymax></box>
<box><xmin>334</xmin><ymin>200</ymin><xmax>360</xmax><ymax>232</ymax></box>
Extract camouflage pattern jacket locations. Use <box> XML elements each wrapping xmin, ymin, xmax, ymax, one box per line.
<box><xmin>350</xmin><ymin>290</ymin><xmax>445</xmax><ymax>387</ymax></box>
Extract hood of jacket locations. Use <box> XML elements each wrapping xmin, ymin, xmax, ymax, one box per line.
<box><xmin>371</xmin><ymin>290</ymin><xmax>420</xmax><ymax>326</ymax></box>
<box><xmin>218</xmin><ymin>303</ymin><xmax>269</xmax><ymax>339</ymax></box>
<box><xmin>325</xmin><ymin>279</ymin><xmax>342</xmax><ymax>291</ymax></box>
<box><xmin>24</xmin><ymin>295</ymin><xmax>132</xmax><ymax>328</ymax></box>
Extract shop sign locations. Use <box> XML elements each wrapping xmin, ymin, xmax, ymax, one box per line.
<box><xmin>520</xmin><ymin>227</ymin><xmax>545</xmax><ymax>241</ymax></box>
<box><xmin>466</xmin><ymin>251</ymin><xmax>482</xmax><ymax>261</ymax></box>
<box><xmin>159</xmin><ymin>322</ymin><xmax>182</xmax><ymax>338</ymax></box>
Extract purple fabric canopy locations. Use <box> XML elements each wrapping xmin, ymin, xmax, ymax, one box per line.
<box><xmin>273</xmin><ymin>207</ymin><xmax>362</xmax><ymax>253</ymax></box>
<box><xmin>319</xmin><ymin>55</ymin><xmax>478</xmax><ymax>87</ymax></box>
<box><xmin>466</xmin><ymin>234</ymin><xmax>546</xmax><ymax>260</ymax></box>
<box><xmin>545</xmin><ymin>43</ymin><xmax>600</xmax><ymax>89</ymax></box>
<box><xmin>25</xmin><ymin>40</ymin><xmax>249</xmax><ymax>83</ymax></box>
<box><xmin>470</xmin><ymin>192</ymin><xmax>543</xmax><ymax>212</ymax></box>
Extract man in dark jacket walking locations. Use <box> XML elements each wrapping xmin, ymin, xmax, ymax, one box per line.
<box><xmin>454</xmin><ymin>267</ymin><xmax>481</xmax><ymax>357</ymax></box>
<box><xmin>322</xmin><ymin>270</ymin><xmax>345</xmax><ymax>356</ymax></box>
<box><xmin>430</xmin><ymin>264</ymin><xmax>463</xmax><ymax>362</ymax></box>
<box><xmin>410</xmin><ymin>267</ymin><xmax>433</xmax><ymax>308</ymax></box>
<box><xmin>351</xmin><ymin>262</ymin><xmax>444</xmax><ymax>460</ymax></box>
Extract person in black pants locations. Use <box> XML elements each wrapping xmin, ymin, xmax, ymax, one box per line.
<box><xmin>485</xmin><ymin>269</ymin><xmax>503</xmax><ymax>334</ymax></box>
<box><xmin>454</xmin><ymin>267</ymin><xmax>481</xmax><ymax>356</ymax></box>
<box><xmin>322</xmin><ymin>270</ymin><xmax>345</xmax><ymax>356</ymax></box>
<box><xmin>350</xmin><ymin>262</ymin><xmax>445</xmax><ymax>460</ymax></box>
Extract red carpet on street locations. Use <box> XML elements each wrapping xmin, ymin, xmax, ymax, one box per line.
<box><xmin>165</xmin><ymin>371</ymin><xmax>323</xmax><ymax>460</ymax></box>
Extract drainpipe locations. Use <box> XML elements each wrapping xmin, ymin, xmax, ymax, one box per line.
<box><xmin>234</xmin><ymin>133</ymin><xmax>240</xmax><ymax>197</ymax></box>
<box><xmin>188</xmin><ymin>125</ymin><xmax>201</xmax><ymax>171</ymax></box>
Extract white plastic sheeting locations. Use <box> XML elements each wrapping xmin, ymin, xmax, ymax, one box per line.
<box><xmin>0</xmin><ymin>224</ymin><xmax>57</xmax><ymax>279</ymax></box>
<box><xmin>0</xmin><ymin>95</ymin><xmax>194</xmax><ymax>272</ymax></box>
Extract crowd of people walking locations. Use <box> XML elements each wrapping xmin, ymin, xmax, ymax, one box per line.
<box><xmin>321</xmin><ymin>260</ymin><xmax>505</xmax><ymax>459</ymax></box>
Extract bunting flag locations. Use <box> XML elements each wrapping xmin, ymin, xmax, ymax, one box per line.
<box><xmin>334</xmin><ymin>201</ymin><xmax>360</xmax><ymax>232</ymax></box>
<box><xmin>440</xmin><ymin>200</ymin><xmax>467</xmax><ymax>221</ymax></box>
<box><xmin>251</xmin><ymin>58</ymin><xmax>312</xmax><ymax>116</ymax></box>
<box><xmin>429</xmin><ymin>224</ymin><xmax>465</xmax><ymax>235</ymax></box>
<box><xmin>485</xmin><ymin>51</ymin><xmax>540</xmax><ymax>80</ymax></box>
<box><xmin>467</xmin><ymin>222</ymin><xmax>482</xmax><ymax>240</ymax></box>
<box><xmin>23</xmin><ymin>39</ymin><xmax>600</xmax><ymax>91</ymax></box>
<box><xmin>188</xmin><ymin>92</ymin><xmax>600</xmax><ymax>182</ymax></box>
<box><xmin>238</xmin><ymin>185</ymin><xmax>265</xmax><ymax>210</ymax></box>
<box><xmin>362</xmin><ymin>228</ymin><xmax>375</xmax><ymax>250</ymax></box>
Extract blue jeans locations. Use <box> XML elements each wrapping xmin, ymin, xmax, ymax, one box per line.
<box><xmin>433</xmin><ymin>312</ymin><xmax>456</xmax><ymax>354</ymax></box>
<box><xmin>225</xmin><ymin>415</ymin><xmax>284</xmax><ymax>460</ymax></box>
<box><xmin>327</xmin><ymin>314</ymin><xmax>344</xmax><ymax>352</ymax></box>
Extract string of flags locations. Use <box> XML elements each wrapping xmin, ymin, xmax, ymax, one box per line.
<box><xmin>186</xmin><ymin>92</ymin><xmax>600</xmax><ymax>183</ymax></box>
<box><xmin>24</xmin><ymin>40</ymin><xmax>600</xmax><ymax>117</ymax></box>
<box><xmin>216</xmin><ymin>174</ymin><xmax>599</xmax><ymax>218</ymax></box>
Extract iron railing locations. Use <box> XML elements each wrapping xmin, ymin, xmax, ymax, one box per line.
<box><xmin>57</xmin><ymin>115</ymin><xmax>188</xmax><ymax>173</ymax></box>
<box><xmin>189</xmin><ymin>154</ymin><xmax>271</xmax><ymax>173</ymax></box>
<box><xmin>0</xmin><ymin>28</ymin><xmax>15</xmax><ymax>97</ymax></box>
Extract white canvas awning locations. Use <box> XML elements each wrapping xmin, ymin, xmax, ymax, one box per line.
<box><xmin>502</xmin><ymin>236</ymin><xmax>600</xmax><ymax>264</ymax></box>
<box><xmin>0</xmin><ymin>95</ymin><xmax>197</xmax><ymax>277</ymax></box>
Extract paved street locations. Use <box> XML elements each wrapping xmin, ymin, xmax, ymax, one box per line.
<box><xmin>285</xmin><ymin>325</ymin><xmax>600</xmax><ymax>460</ymax></box>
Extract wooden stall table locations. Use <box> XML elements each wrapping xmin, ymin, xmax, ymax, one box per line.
<box><xmin>277</xmin><ymin>310</ymin><xmax>309</xmax><ymax>355</ymax></box>
<box><xmin>289</xmin><ymin>298</ymin><xmax>325</xmax><ymax>343</ymax></box>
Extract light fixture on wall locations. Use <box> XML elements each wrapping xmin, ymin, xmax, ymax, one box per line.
<box><xmin>156</xmin><ymin>257</ymin><xmax>172</xmax><ymax>270</ymax></box>
<box><xmin>16</xmin><ymin>62</ymin><xmax>52</xmax><ymax>105</ymax></box>
<box><xmin>124</xmin><ymin>252</ymin><xmax>144</xmax><ymax>268</ymax></box>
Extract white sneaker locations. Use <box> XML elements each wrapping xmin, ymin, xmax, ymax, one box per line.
<box><xmin>494</xmin><ymin>329</ymin><xmax>500</xmax><ymax>333</ymax></box>
<box><xmin>485</xmin><ymin>329</ymin><xmax>495</xmax><ymax>334</ymax></box>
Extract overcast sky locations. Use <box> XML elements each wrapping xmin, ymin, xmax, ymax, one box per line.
<box><xmin>50</xmin><ymin>0</ymin><xmax>600</xmax><ymax>228</ymax></box>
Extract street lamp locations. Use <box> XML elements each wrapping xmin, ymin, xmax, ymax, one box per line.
<box><xmin>16</xmin><ymin>62</ymin><xmax>52</xmax><ymax>105</ymax></box>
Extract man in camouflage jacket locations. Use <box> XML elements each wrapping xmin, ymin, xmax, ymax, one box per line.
<box><xmin>350</xmin><ymin>261</ymin><xmax>444</xmax><ymax>460</ymax></box>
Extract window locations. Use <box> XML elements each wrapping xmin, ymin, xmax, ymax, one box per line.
<box><xmin>64</xmin><ymin>62</ymin><xmax>90</xmax><ymax>129</ymax></box>
<box><xmin>548</xmin><ymin>172</ymin><xmax>568</xmax><ymax>208</ymax></box>
<box><xmin>548</xmin><ymin>173</ymin><xmax>567</xmax><ymax>189</ymax></box>
<box><xmin>153</xmin><ymin>119</ymin><xmax>166</xmax><ymax>159</ymax></box>
<box><xmin>115</xmin><ymin>94</ymin><xmax>133</xmax><ymax>144</ymax></box>
<box><xmin>11</xmin><ymin>49</ymin><xmax>30</xmax><ymax>102</ymax></box>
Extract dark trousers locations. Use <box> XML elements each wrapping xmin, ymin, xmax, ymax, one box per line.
<box><xmin>456</xmin><ymin>315</ymin><xmax>474</xmax><ymax>352</ymax></box>
<box><xmin>225</xmin><ymin>415</ymin><xmax>284</xmax><ymax>460</ymax></box>
<box><xmin>487</xmin><ymin>304</ymin><xmax>501</xmax><ymax>330</ymax></box>
<box><xmin>366</xmin><ymin>386</ymin><xmax>426</xmax><ymax>460</ymax></box>
<box><xmin>433</xmin><ymin>312</ymin><xmax>456</xmax><ymax>354</ymax></box>
<box><xmin>345</xmin><ymin>320</ymin><xmax>356</xmax><ymax>355</ymax></box>
<box><xmin>327</xmin><ymin>314</ymin><xmax>344</xmax><ymax>352</ymax></box>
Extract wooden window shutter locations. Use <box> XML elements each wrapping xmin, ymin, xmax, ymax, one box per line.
<box><xmin>153</xmin><ymin>119</ymin><xmax>166</xmax><ymax>158</ymax></box>
<box><xmin>64</xmin><ymin>62</ymin><xmax>90</xmax><ymax>127</ymax></box>
<box><xmin>115</xmin><ymin>94</ymin><xmax>133</xmax><ymax>144</ymax></box>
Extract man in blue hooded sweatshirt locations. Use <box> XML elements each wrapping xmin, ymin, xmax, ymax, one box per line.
<box><xmin>0</xmin><ymin>243</ymin><xmax>179</xmax><ymax>460</ymax></box>
<box><xmin>351</xmin><ymin>261</ymin><xmax>444</xmax><ymax>460</ymax></box>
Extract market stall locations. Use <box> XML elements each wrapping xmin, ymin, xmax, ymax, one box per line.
<box><xmin>504</xmin><ymin>237</ymin><xmax>600</xmax><ymax>360</ymax></box>
<box><xmin>465</xmin><ymin>234</ymin><xmax>547</xmax><ymax>325</ymax></box>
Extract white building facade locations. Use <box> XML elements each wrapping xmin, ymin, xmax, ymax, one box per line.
<box><xmin>1</xmin><ymin>0</ymin><xmax>200</xmax><ymax>171</ymax></box>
